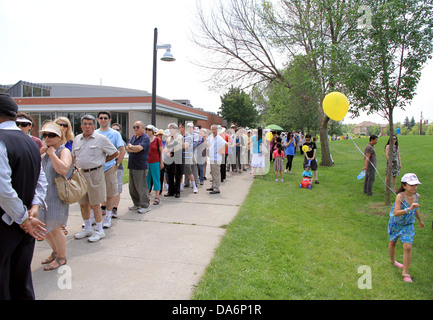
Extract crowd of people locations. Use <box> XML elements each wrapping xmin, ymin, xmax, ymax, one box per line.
<box><xmin>1</xmin><ymin>91</ymin><xmax>422</xmax><ymax>300</ymax></box>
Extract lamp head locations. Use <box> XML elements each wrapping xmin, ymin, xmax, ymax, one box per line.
<box><xmin>161</xmin><ymin>49</ymin><xmax>176</xmax><ymax>62</ymax></box>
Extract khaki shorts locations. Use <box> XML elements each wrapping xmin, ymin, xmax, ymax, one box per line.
<box><xmin>104</xmin><ymin>166</ymin><xmax>119</xmax><ymax>197</ymax></box>
<box><xmin>78</xmin><ymin>166</ymin><xmax>106</xmax><ymax>206</ymax></box>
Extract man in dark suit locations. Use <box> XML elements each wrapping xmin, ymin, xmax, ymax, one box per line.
<box><xmin>0</xmin><ymin>94</ymin><xmax>48</xmax><ymax>300</ymax></box>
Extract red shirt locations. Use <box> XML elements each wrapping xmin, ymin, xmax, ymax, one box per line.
<box><xmin>147</xmin><ymin>137</ymin><xmax>162</xmax><ymax>164</ymax></box>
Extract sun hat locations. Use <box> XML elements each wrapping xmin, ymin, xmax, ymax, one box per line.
<box><xmin>156</xmin><ymin>129</ymin><xmax>164</xmax><ymax>136</ymax></box>
<box><xmin>146</xmin><ymin>124</ymin><xmax>157</xmax><ymax>133</ymax></box>
<box><xmin>40</xmin><ymin>123</ymin><xmax>62</xmax><ymax>137</ymax></box>
<box><xmin>401</xmin><ymin>173</ymin><xmax>422</xmax><ymax>185</ymax></box>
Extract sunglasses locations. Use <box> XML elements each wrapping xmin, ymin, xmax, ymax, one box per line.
<box><xmin>42</xmin><ymin>133</ymin><xmax>59</xmax><ymax>139</ymax></box>
<box><xmin>133</xmin><ymin>126</ymin><xmax>141</xmax><ymax>129</ymax></box>
<box><xmin>16</xmin><ymin>122</ymin><xmax>31</xmax><ymax>127</ymax></box>
<box><xmin>99</xmin><ymin>117</ymin><xmax>109</xmax><ymax>120</ymax></box>
<box><xmin>58</xmin><ymin>123</ymin><xmax>68</xmax><ymax>128</ymax></box>
<box><xmin>145</xmin><ymin>128</ymin><xmax>153</xmax><ymax>131</ymax></box>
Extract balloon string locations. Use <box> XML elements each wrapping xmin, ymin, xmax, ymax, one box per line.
<box><xmin>346</xmin><ymin>132</ymin><xmax>398</xmax><ymax>199</ymax></box>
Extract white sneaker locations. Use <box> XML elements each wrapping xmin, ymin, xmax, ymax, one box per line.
<box><xmin>193</xmin><ymin>187</ymin><xmax>198</xmax><ymax>194</ymax></box>
<box><xmin>129</xmin><ymin>205</ymin><xmax>140</xmax><ymax>211</ymax></box>
<box><xmin>88</xmin><ymin>230</ymin><xmax>105</xmax><ymax>243</ymax></box>
<box><xmin>180</xmin><ymin>183</ymin><xmax>184</xmax><ymax>191</ymax></box>
<box><xmin>138</xmin><ymin>206</ymin><xmax>151</xmax><ymax>214</ymax></box>
<box><xmin>75</xmin><ymin>229</ymin><xmax>93</xmax><ymax>240</ymax></box>
<box><xmin>103</xmin><ymin>215</ymin><xmax>112</xmax><ymax>229</ymax></box>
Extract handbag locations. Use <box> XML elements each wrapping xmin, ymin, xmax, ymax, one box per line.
<box><xmin>55</xmin><ymin>165</ymin><xmax>88</xmax><ymax>204</ymax></box>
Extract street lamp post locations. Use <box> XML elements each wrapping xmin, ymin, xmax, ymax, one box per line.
<box><xmin>151</xmin><ymin>27</ymin><xmax>175</xmax><ymax>126</ymax></box>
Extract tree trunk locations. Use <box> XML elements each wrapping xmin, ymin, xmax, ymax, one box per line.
<box><xmin>318</xmin><ymin>103</ymin><xmax>333</xmax><ymax>166</ymax></box>
<box><xmin>385</xmin><ymin>110</ymin><xmax>394</xmax><ymax>206</ymax></box>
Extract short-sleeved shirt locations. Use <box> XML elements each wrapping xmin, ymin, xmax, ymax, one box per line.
<box><xmin>96</xmin><ymin>128</ymin><xmax>125</xmax><ymax>171</ymax></box>
<box><xmin>364</xmin><ymin>143</ymin><xmax>377</xmax><ymax>168</ymax></box>
<box><xmin>128</xmin><ymin>133</ymin><xmax>150</xmax><ymax>170</ymax></box>
<box><xmin>147</xmin><ymin>137</ymin><xmax>162</xmax><ymax>164</ymax></box>
<box><xmin>302</xmin><ymin>141</ymin><xmax>317</xmax><ymax>159</ymax></box>
<box><xmin>72</xmin><ymin>132</ymin><xmax>118</xmax><ymax>170</ymax></box>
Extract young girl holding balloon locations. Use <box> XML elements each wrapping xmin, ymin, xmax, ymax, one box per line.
<box><xmin>388</xmin><ymin>173</ymin><xmax>424</xmax><ymax>283</ymax></box>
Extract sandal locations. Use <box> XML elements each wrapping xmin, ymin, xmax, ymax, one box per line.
<box><xmin>44</xmin><ymin>257</ymin><xmax>67</xmax><ymax>271</ymax></box>
<box><xmin>402</xmin><ymin>274</ymin><xmax>413</xmax><ymax>283</ymax></box>
<box><xmin>153</xmin><ymin>198</ymin><xmax>160</xmax><ymax>205</ymax></box>
<box><xmin>41</xmin><ymin>252</ymin><xmax>57</xmax><ymax>265</ymax></box>
<box><xmin>393</xmin><ymin>261</ymin><xmax>404</xmax><ymax>269</ymax></box>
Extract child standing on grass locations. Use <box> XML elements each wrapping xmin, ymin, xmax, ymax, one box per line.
<box><xmin>388</xmin><ymin>173</ymin><xmax>424</xmax><ymax>283</ymax></box>
<box><xmin>273</xmin><ymin>142</ymin><xmax>284</xmax><ymax>182</ymax></box>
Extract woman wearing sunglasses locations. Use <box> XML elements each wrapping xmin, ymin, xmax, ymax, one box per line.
<box><xmin>55</xmin><ymin>116</ymin><xmax>75</xmax><ymax>151</ymax></box>
<box><xmin>39</xmin><ymin>122</ymin><xmax>73</xmax><ymax>271</ymax></box>
<box><xmin>16</xmin><ymin>112</ymin><xmax>43</xmax><ymax>149</ymax></box>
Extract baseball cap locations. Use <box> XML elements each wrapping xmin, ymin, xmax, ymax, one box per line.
<box><xmin>401</xmin><ymin>173</ymin><xmax>422</xmax><ymax>185</ymax></box>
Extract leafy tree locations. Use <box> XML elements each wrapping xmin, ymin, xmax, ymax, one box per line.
<box><xmin>259</xmin><ymin>55</ymin><xmax>320</xmax><ymax>133</ymax></box>
<box><xmin>410</xmin><ymin>116</ymin><xmax>416</xmax><ymax>129</ymax></box>
<box><xmin>343</xmin><ymin>0</ymin><xmax>433</xmax><ymax>204</ymax></box>
<box><xmin>219</xmin><ymin>86</ymin><xmax>258</xmax><ymax>127</ymax></box>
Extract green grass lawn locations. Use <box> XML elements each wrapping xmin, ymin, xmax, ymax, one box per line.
<box><xmin>192</xmin><ymin>135</ymin><xmax>433</xmax><ymax>300</ymax></box>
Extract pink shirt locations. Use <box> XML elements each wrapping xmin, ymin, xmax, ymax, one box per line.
<box><xmin>273</xmin><ymin>149</ymin><xmax>284</xmax><ymax>159</ymax></box>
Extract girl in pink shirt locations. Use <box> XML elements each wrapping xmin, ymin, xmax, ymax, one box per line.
<box><xmin>273</xmin><ymin>143</ymin><xmax>285</xmax><ymax>182</ymax></box>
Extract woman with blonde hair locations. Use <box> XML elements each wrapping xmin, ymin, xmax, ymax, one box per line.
<box><xmin>39</xmin><ymin>122</ymin><xmax>73</xmax><ymax>271</ymax></box>
<box><xmin>55</xmin><ymin>116</ymin><xmax>74</xmax><ymax>151</ymax></box>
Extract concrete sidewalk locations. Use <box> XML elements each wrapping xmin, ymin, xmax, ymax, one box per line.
<box><xmin>31</xmin><ymin>169</ymin><xmax>254</xmax><ymax>300</ymax></box>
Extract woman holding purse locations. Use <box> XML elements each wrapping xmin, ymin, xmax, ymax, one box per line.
<box><xmin>39</xmin><ymin>122</ymin><xmax>73</xmax><ymax>271</ymax></box>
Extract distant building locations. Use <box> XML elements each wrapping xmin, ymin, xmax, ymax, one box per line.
<box><xmin>351</xmin><ymin>121</ymin><xmax>387</xmax><ymax>136</ymax></box>
<box><xmin>1</xmin><ymin>80</ymin><xmax>222</xmax><ymax>140</ymax></box>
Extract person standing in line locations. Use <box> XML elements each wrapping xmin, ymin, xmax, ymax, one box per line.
<box><xmin>219</xmin><ymin>126</ymin><xmax>231</xmax><ymax>182</ymax></box>
<box><xmin>95</xmin><ymin>111</ymin><xmax>126</xmax><ymax>228</ymax></box>
<box><xmin>362</xmin><ymin>135</ymin><xmax>378</xmax><ymax>196</ymax></box>
<box><xmin>55</xmin><ymin>116</ymin><xmax>74</xmax><ymax>151</ymax></box>
<box><xmin>16</xmin><ymin>112</ymin><xmax>43</xmax><ymax>149</ymax></box>
<box><xmin>145</xmin><ymin>124</ymin><xmax>164</xmax><ymax>205</ymax></box>
<box><xmin>182</xmin><ymin>123</ymin><xmax>199</xmax><ymax>194</ymax></box>
<box><xmin>0</xmin><ymin>94</ymin><xmax>48</xmax><ymax>300</ymax></box>
<box><xmin>206</xmin><ymin>124</ymin><xmax>227</xmax><ymax>194</ymax></box>
<box><xmin>38</xmin><ymin>123</ymin><xmax>73</xmax><ymax>271</ymax></box>
<box><xmin>54</xmin><ymin>116</ymin><xmax>75</xmax><ymax>235</ymax></box>
<box><xmin>126</xmin><ymin>121</ymin><xmax>151</xmax><ymax>213</ymax></box>
<box><xmin>164</xmin><ymin>123</ymin><xmax>184</xmax><ymax>198</ymax></box>
<box><xmin>250</xmin><ymin>127</ymin><xmax>266</xmax><ymax>178</ymax></box>
<box><xmin>110</xmin><ymin>123</ymin><xmax>127</xmax><ymax>218</ymax></box>
<box><xmin>72</xmin><ymin>115</ymin><xmax>119</xmax><ymax>243</ymax></box>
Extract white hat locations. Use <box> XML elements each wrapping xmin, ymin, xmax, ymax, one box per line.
<box><xmin>40</xmin><ymin>123</ymin><xmax>62</xmax><ymax>137</ymax></box>
<box><xmin>16</xmin><ymin>117</ymin><xmax>32</xmax><ymax>124</ymax></box>
<box><xmin>401</xmin><ymin>173</ymin><xmax>422</xmax><ymax>185</ymax></box>
<box><xmin>146</xmin><ymin>124</ymin><xmax>157</xmax><ymax>133</ymax></box>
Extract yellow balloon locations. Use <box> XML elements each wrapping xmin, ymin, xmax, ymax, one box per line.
<box><xmin>322</xmin><ymin>92</ymin><xmax>349</xmax><ymax>121</ymax></box>
<box><xmin>302</xmin><ymin>145</ymin><xmax>309</xmax><ymax>153</ymax></box>
<box><xmin>265</xmin><ymin>132</ymin><xmax>273</xmax><ymax>141</ymax></box>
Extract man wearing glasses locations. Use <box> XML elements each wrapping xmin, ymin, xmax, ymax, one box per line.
<box><xmin>95</xmin><ymin>111</ymin><xmax>126</xmax><ymax>228</ymax></box>
<box><xmin>72</xmin><ymin>115</ymin><xmax>119</xmax><ymax>243</ymax></box>
<box><xmin>126</xmin><ymin>121</ymin><xmax>151</xmax><ymax>214</ymax></box>
<box><xmin>15</xmin><ymin>112</ymin><xmax>43</xmax><ymax>149</ymax></box>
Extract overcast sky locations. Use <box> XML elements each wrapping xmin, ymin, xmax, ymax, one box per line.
<box><xmin>1</xmin><ymin>0</ymin><xmax>432</xmax><ymax>125</ymax></box>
